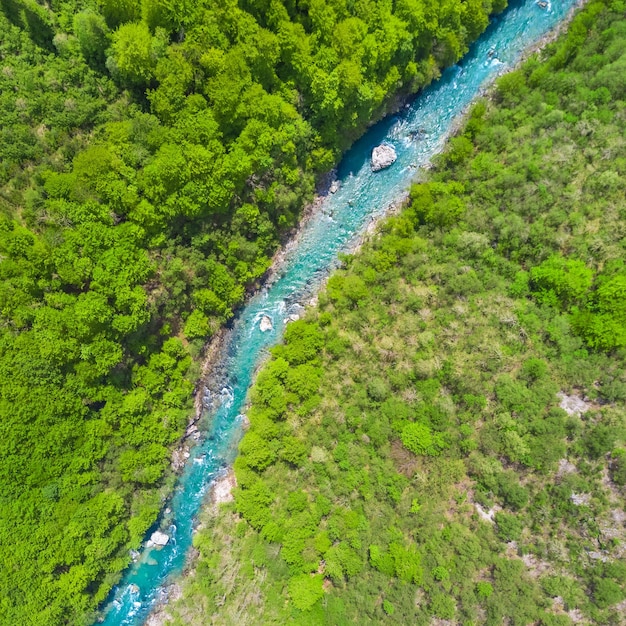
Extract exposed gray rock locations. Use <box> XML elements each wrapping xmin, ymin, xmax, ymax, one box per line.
<box><xmin>371</xmin><ymin>143</ymin><xmax>397</xmax><ymax>171</ymax></box>
<box><xmin>171</xmin><ymin>445</ymin><xmax>190</xmax><ymax>472</ymax></box>
<box><xmin>475</xmin><ymin>503</ymin><xmax>496</xmax><ymax>523</ymax></box>
<box><xmin>211</xmin><ymin>469</ymin><xmax>236</xmax><ymax>506</ymax></box>
<box><xmin>557</xmin><ymin>458</ymin><xmax>577</xmax><ymax>477</ymax></box>
<box><xmin>239</xmin><ymin>413</ymin><xmax>250</xmax><ymax>429</ymax></box>
<box><xmin>557</xmin><ymin>392</ymin><xmax>590</xmax><ymax>416</ymax></box>
<box><xmin>570</xmin><ymin>492</ymin><xmax>591</xmax><ymax>506</ymax></box>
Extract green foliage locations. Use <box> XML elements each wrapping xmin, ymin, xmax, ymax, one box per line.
<box><xmin>183</xmin><ymin>309</ymin><xmax>210</xmax><ymax>340</ymax></box>
<box><xmin>572</xmin><ymin>273</ymin><xmax>626</xmax><ymax>350</ymax></box>
<box><xmin>609</xmin><ymin>449</ymin><xmax>626</xmax><ymax>486</ymax></box>
<box><xmin>530</xmin><ymin>256</ymin><xmax>593</xmax><ymax>306</ymax></box>
<box><xmin>100</xmin><ymin>0</ymin><xmax>141</xmax><ymax>28</ymax></box>
<box><xmin>74</xmin><ymin>11</ymin><xmax>111</xmax><ymax>68</ymax></box>
<box><xmin>476</xmin><ymin>581</ymin><xmax>494</xmax><ymax>599</ymax></box>
<box><xmin>429</xmin><ymin>593</ymin><xmax>456</xmax><ymax>619</ymax></box>
<box><xmin>432</xmin><ymin>565</ymin><xmax>450</xmax><ymax>581</ymax></box>
<box><xmin>401</xmin><ymin>422</ymin><xmax>447</xmax><ymax>456</ymax></box>
<box><xmin>382</xmin><ymin>599</ymin><xmax>395</xmax><ymax>615</ymax></box>
<box><xmin>521</xmin><ymin>357</ymin><xmax>548</xmax><ymax>382</ymax></box>
<box><xmin>327</xmin><ymin>274</ymin><xmax>370</xmax><ymax>308</ymax></box>
<box><xmin>108</xmin><ymin>22</ymin><xmax>167</xmax><ymax>86</ymax></box>
<box><xmin>5</xmin><ymin>0</ymin><xmax>626</xmax><ymax>623</ymax></box>
<box><xmin>409</xmin><ymin>182</ymin><xmax>466</xmax><ymax>229</ymax></box>
<box><xmin>593</xmin><ymin>578</ymin><xmax>624</xmax><ymax>609</ymax></box>
<box><xmin>141</xmin><ymin>0</ymin><xmax>195</xmax><ymax>32</ymax></box>
<box><xmin>494</xmin><ymin>512</ymin><xmax>523</xmax><ymax>542</ymax></box>
<box><xmin>288</xmin><ymin>574</ymin><xmax>324</xmax><ymax>611</ymax></box>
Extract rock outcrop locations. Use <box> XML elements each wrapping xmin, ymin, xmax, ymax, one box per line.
<box><xmin>211</xmin><ymin>468</ymin><xmax>237</xmax><ymax>506</ymax></box>
<box><xmin>171</xmin><ymin>445</ymin><xmax>190</xmax><ymax>472</ymax></box>
<box><xmin>371</xmin><ymin>143</ymin><xmax>397</xmax><ymax>171</ymax></box>
<box><xmin>557</xmin><ymin>391</ymin><xmax>590</xmax><ymax>416</ymax></box>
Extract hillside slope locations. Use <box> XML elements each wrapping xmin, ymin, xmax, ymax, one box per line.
<box><xmin>164</xmin><ymin>2</ymin><xmax>626</xmax><ymax>623</ymax></box>
<box><xmin>0</xmin><ymin>0</ymin><xmax>505</xmax><ymax>623</ymax></box>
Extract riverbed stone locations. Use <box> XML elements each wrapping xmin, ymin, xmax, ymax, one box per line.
<box><xmin>259</xmin><ymin>315</ymin><xmax>273</xmax><ymax>332</ymax></box>
<box><xmin>150</xmin><ymin>531</ymin><xmax>170</xmax><ymax>547</ymax></box>
<box><xmin>371</xmin><ymin>144</ymin><xmax>397</xmax><ymax>171</ymax></box>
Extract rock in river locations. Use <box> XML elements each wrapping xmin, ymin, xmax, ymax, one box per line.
<box><xmin>371</xmin><ymin>143</ymin><xmax>397</xmax><ymax>171</ymax></box>
<box><xmin>259</xmin><ymin>314</ymin><xmax>273</xmax><ymax>332</ymax></box>
<box><xmin>150</xmin><ymin>531</ymin><xmax>170</xmax><ymax>547</ymax></box>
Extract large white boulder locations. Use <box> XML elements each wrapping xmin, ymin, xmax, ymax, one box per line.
<box><xmin>259</xmin><ymin>314</ymin><xmax>273</xmax><ymax>332</ymax></box>
<box><xmin>150</xmin><ymin>530</ymin><xmax>170</xmax><ymax>547</ymax></box>
<box><xmin>371</xmin><ymin>144</ymin><xmax>397</xmax><ymax>172</ymax></box>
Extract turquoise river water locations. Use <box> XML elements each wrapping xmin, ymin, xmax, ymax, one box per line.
<box><xmin>100</xmin><ymin>0</ymin><xmax>580</xmax><ymax>622</ymax></box>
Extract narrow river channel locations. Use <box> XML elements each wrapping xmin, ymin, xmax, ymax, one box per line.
<box><xmin>100</xmin><ymin>0</ymin><xmax>580</xmax><ymax>622</ymax></box>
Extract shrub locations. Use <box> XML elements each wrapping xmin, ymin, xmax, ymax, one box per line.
<box><xmin>401</xmin><ymin>422</ymin><xmax>447</xmax><ymax>456</ymax></box>
<box><xmin>280</xmin><ymin>437</ymin><xmax>308</xmax><ymax>467</ymax></box>
<box><xmin>593</xmin><ymin>578</ymin><xmax>624</xmax><ymax>609</ymax></box>
<box><xmin>609</xmin><ymin>449</ymin><xmax>626</xmax><ymax>486</ymax></box>
<box><xmin>582</xmin><ymin>424</ymin><xmax>619</xmax><ymax>459</ymax></box>
<box><xmin>183</xmin><ymin>309</ymin><xmax>210</xmax><ymax>339</ymax></box>
<box><xmin>432</xmin><ymin>566</ymin><xmax>450</xmax><ymax>581</ymax></box>
<box><xmin>389</xmin><ymin>542</ymin><xmax>423</xmax><ymax>584</ymax></box>
<box><xmin>382</xmin><ymin>599</ymin><xmax>395</xmax><ymax>615</ymax></box>
<box><xmin>288</xmin><ymin>574</ymin><xmax>324</xmax><ymax>611</ymax></box>
<box><xmin>476</xmin><ymin>581</ymin><xmax>493</xmax><ymax>599</ymax></box>
<box><xmin>409</xmin><ymin>182</ymin><xmax>466</xmax><ymax>229</ymax></box>
<box><xmin>520</xmin><ymin>358</ymin><xmax>548</xmax><ymax>382</ymax></box>
<box><xmin>494</xmin><ymin>512</ymin><xmax>523</xmax><ymax>542</ymax></box>
<box><xmin>238</xmin><ymin>432</ymin><xmax>276</xmax><ymax>470</ymax></box>
<box><xmin>429</xmin><ymin>593</ymin><xmax>456</xmax><ymax>619</ymax></box>
<box><xmin>529</xmin><ymin>256</ymin><xmax>593</xmax><ymax>307</ymax></box>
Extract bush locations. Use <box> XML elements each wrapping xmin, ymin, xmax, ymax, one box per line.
<box><xmin>432</xmin><ymin>566</ymin><xmax>450</xmax><ymax>581</ymax></box>
<box><xmin>401</xmin><ymin>422</ymin><xmax>447</xmax><ymax>456</ymax></box>
<box><xmin>382</xmin><ymin>599</ymin><xmax>395</xmax><ymax>615</ymax></box>
<box><xmin>494</xmin><ymin>512</ymin><xmax>523</xmax><ymax>542</ymax></box>
<box><xmin>593</xmin><ymin>578</ymin><xmax>624</xmax><ymax>609</ymax></box>
<box><xmin>520</xmin><ymin>358</ymin><xmax>548</xmax><ymax>382</ymax></box>
<box><xmin>409</xmin><ymin>182</ymin><xmax>466</xmax><ymax>229</ymax></box>
<box><xmin>476</xmin><ymin>581</ymin><xmax>493</xmax><ymax>599</ymax></box>
<box><xmin>582</xmin><ymin>424</ymin><xmax>619</xmax><ymax>459</ymax></box>
<box><xmin>429</xmin><ymin>593</ymin><xmax>456</xmax><ymax>619</ymax></box>
<box><xmin>288</xmin><ymin>574</ymin><xmax>324</xmax><ymax>611</ymax></box>
<box><xmin>609</xmin><ymin>450</ymin><xmax>626</xmax><ymax>486</ymax></box>
<box><xmin>529</xmin><ymin>256</ymin><xmax>593</xmax><ymax>307</ymax></box>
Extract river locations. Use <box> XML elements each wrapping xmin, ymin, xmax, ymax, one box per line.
<box><xmin>100</xmin><ymin>0</ymin><xmax>580</xmax><ymax>622</ymax></box>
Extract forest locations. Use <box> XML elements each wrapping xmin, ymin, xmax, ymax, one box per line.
<box><xmin>161</xmin><ymin>1</ymin><xmax>626</xmax><ymax>623</ymax></box>
<box><xmin>0</xmin><ymin>0</ymin><xmax>507</xmax><ymax>624</ymax></box>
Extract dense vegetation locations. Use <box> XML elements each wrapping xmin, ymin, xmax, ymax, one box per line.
<box><xmin>164</xmin><ymin>2</ymin><xmax>626</xmax><ymax>623</ymax></box>
<box><xmin>0</xmin><ymin>0</ymin><xmax>507</xmax><ymax>623</ymax></box>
